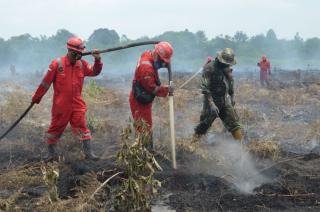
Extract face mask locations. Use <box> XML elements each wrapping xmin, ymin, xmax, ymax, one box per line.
<box><xmin>217</xmin><ymin>61</ymin><xmax>229</xmax><ymax>69</ymax></box>
<box><xmin>70</xmin><ymin>51</ymin><xmax>82</xmax><ymax>60</ymax></box>
<box><xmin>154</xmin><ymin>60</ymin><xmax>166</xmax><ymax>70</ymax></box>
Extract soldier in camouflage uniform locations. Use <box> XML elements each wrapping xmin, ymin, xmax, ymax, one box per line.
<box><xmin>193</xmin><ymin>48</ymin><xmax>242</xmax><ymax>141</ymax></box>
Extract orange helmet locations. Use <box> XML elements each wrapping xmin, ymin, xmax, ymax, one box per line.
<box><xmin>67</xmin><ymin>36</ymin><xmax>85</xmax><ymax>53</ymax></box>
<box><xmin>154</xmin><ymin>41</ymin><xmax>173</xmax><ymax>63</ymax></box>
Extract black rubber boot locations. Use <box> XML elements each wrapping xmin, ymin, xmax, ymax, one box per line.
<box><xmin>142</xmin><ymin>133</ymin><xmax>154</xmax><ymax>153</ymax></box>
<box><xmin>146</xmin><ymin>139</ymin><xmax>154</xmax><ymax>152</ymax></box>
<box><xmin>45</xmin><ymin>144</ymin><xmax>58</xmax><ymax>162</ymax></box>
<box><xmin>82</xmin><ymin>140</ymin><xmax>99</xmax><ymax>161</ymax></box>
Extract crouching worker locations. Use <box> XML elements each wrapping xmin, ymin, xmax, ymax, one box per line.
<box><xmin>31</xmin><ymin>36</ymin><xmax>103</xmax><ymax>161</ymax></box>
<box><xmin>193</xmin><ymin>48</ymin><xmax>242</xmax><ymax>143</ymax></box>
<box><xmin>129</xmin><ymin>41</ymin><xmax>174</xmax><ymax>151</ymax></box>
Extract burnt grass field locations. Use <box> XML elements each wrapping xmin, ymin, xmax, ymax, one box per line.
<box><xmin>0</xmin><ymin>70</ymin><xmax>319</xmax><ymax>211</ymax></box>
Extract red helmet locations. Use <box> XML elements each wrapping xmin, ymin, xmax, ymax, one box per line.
<box><xmin>66</xmin><ymin>36</ymin><xmax>85</xmax><ymax>53</ymax></box>
<box><xmin>154</xmin><ymin>41</ymin><xmax>173</xmax><ymax>63</ymax></box>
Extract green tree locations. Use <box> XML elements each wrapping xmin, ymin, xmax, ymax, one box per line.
<box><xmin>294</xmin><ymin>32</ymin><xmax>303</xmax><ymax>42</ymax></box>
<box><xmin>266</xmin><ymin>29</ymin><xmax>277</xmax><ymax>41</ymax></box>
<box><xmin>1</xmin><ymin>28</ymin><xmax>320</xmax><ymax>72</ymax></box>
<box><xmin>303</xmin><ymin>38</ymin><xmax>320</xmax><ymax>59</ymax></box>
<box><xmin>233</xmin><ymin>31</ymin><xmax>248</xmax><ymax>43</ymax></box>
<box><xmin>87</xmin><ymin>28</ymin><xmax>120</xmax><ymax>48</ymax></box>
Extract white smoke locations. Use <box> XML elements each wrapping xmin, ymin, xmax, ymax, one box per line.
<box><xmin>193</xmin><ymin>134</ymin><xmax>271</xmax><ymax>194</ymax></box>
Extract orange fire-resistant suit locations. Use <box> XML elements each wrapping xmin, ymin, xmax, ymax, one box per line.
<box><xmin>258</xmin><ymin>58</ymin><xmax>271</xmax><ymax>82</ymax></box>
<box><xmin>129</xmin><ymin>51</ymin><xmax>168</xmax><ymax>132</ymax></box>
<box><xmin>32</xmin><ymin>55</ymin><xmax>103</xmax><ymax>144</ymax></box>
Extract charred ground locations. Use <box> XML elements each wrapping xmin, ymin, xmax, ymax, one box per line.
<box><xmin>0</xmin><ymin>70</ymin><xmax>319</xmax><ymax>211</ymax></box>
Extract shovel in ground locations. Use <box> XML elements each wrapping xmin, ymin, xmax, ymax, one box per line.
<box><xmin>167</xmin><ymin>64</ymin><xmax>177</xmax><ymax>169</ymax></box>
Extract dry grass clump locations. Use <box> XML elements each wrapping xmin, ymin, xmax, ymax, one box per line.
<box><xmin>0</xmin><ymin>164</ymin><xmax>44</xmax><ymax>211</ymax></box>
<box><xmin>304</xmin><ymin>120</ymin><xmax>320</xmax><ymax>142</ymax></box>
<box><xmin>236</xmin><ymin>105</ymin><xmax>264</xmax><ymax>124</ymax></box>
<box><xmin>75</xmin><ymin>171</ymin><xmax>107</xmax><ymax>211</ymax></box>
<box><xmin>237</xmin><ymin>80</ymin><xmax>318</xmax><ymax>107</ymax></box>
<box><xmin>175</xmin><ymin>138</ymin><xmax>218</xmax><ymax>162</ymax></box>
<box><xmin>248</xmin><ymin>140</ymin><xmax>280</xmax><ymax>160</ymax></box>
<box><xmin>0</xmin><ymin>89</ymin><xmax>30</xmax><ymax>125</ymax></box>
<box><xmin>0</xmin><ymin>164</ymin><xmax>43</xmax><ymax>190</ymax></box>
<box><xmin>236</xmin><ymin>81</ymin><xmax>266</xmax><ymax>103</ymax></box>
<box><xmin>304</xmin><ymin>83</ymin><xmax>320</xmax><ymax>107</ymax></box>
<box><xmin>83</xmin><ymin>79</ymin><xmax>120</xmax><ymax>107</ymax></box>
<box><xmin>86</xmin><ymin>112</ymin><xmax>108</xmax><ymax>134</ymax></box>
<box><xmin>0</xmin><ymin>189</ymin><xmax>27</xmax><ymax>211</ymax></box>
<box><xmin>306</xmin><ymin>83</ymin><xmax>320</xmax><ymax>95</ymax></box>
<box><xmin>273</xmin><ymin>87</ymin><xmax>307</xmax><ymax>106</ymax></box>
<box><xmin>174</xmin><ymin>89</ymin><xmax>200</xmax><ymax>110</ymax></box>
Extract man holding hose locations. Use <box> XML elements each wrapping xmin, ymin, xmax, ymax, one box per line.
<box><xmin>32</xmin><ymin>36</ymin><xmax>103</xmax><ymax>161</ymax></box>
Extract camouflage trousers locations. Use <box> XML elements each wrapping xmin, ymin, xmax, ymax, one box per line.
<box><xmin>194</xmin><ymin>96</ymin><xmax>241</xmax><ymax>135</ymax></box>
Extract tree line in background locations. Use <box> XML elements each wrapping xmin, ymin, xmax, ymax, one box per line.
<box><xmin>0</xmin><ymin>28</ymin><xmax>319</xmax><ymax>74</ymax></box>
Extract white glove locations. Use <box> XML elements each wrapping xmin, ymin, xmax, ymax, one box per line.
<box><xmin>169</xmin><ymin>82</ymin><xmax>175</xmax><ymax>94</ymax></box>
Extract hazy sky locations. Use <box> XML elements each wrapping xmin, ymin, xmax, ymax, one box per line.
<box><xmin>0</xmin><ymin>0</ymin><xmax>319</xmax><ymax>40</ymax></box>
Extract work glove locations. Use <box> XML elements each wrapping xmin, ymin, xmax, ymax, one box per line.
<box><xmin>205</xmin><ymin>56</ymin><xmax>213</xmax><ymax>65</ymax></box>
<box><xmin>31</xmin><ymin>95</ymin><xmax>41</xmax><ymax>104</ymax></box>
<box><xmin>207</xmin><ymin>98</ymin><xmax>219</xmax><ymax>116</ymax></box>
<box><xmin>92</xmin><ymin>49</ymin><xmax>101</xmax><ymax>61</ymax></box>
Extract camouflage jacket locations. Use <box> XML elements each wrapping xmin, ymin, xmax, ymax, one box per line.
<box><xmin>201</xmin><ymin>59</ymin><xmax>234</xmax><ymax>103</ymax></box>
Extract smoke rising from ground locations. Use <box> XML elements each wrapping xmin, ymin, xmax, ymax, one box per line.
<box><xmin>190</xmin><ymin>135</ymin><xmax>272</xmax><ymax>194</ymax></box>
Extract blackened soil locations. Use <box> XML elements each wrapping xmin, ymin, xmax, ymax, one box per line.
<box><xmin>155</xmin><ymin>152</ymin><xmax>320</xmax><ymax>211</ymax></box>
<box><xmin>1</xmin><ymin>142</ymin><xmax>320</xmax><ymax>211</ymax></box>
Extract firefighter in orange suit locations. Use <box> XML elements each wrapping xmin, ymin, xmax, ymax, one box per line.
<box><xmin>32</xmin><ymin>36</ymin><xmax>103</xmax><ymax>161</ymax></box>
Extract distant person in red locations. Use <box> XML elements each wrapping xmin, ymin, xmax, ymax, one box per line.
<box><xmin>129</xmin><ymin>41</ymin><xmax>174</xmax><ymax>150</ymax></box>
<box><xmin>31</xmin><ymin>36</ymin><xmax>103</xmax><ymax>161</ymax></box>
<box><xmin>257</xmin><ymin>55</ymin><xmax>271</xmax><ymax>86</ymax></box>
